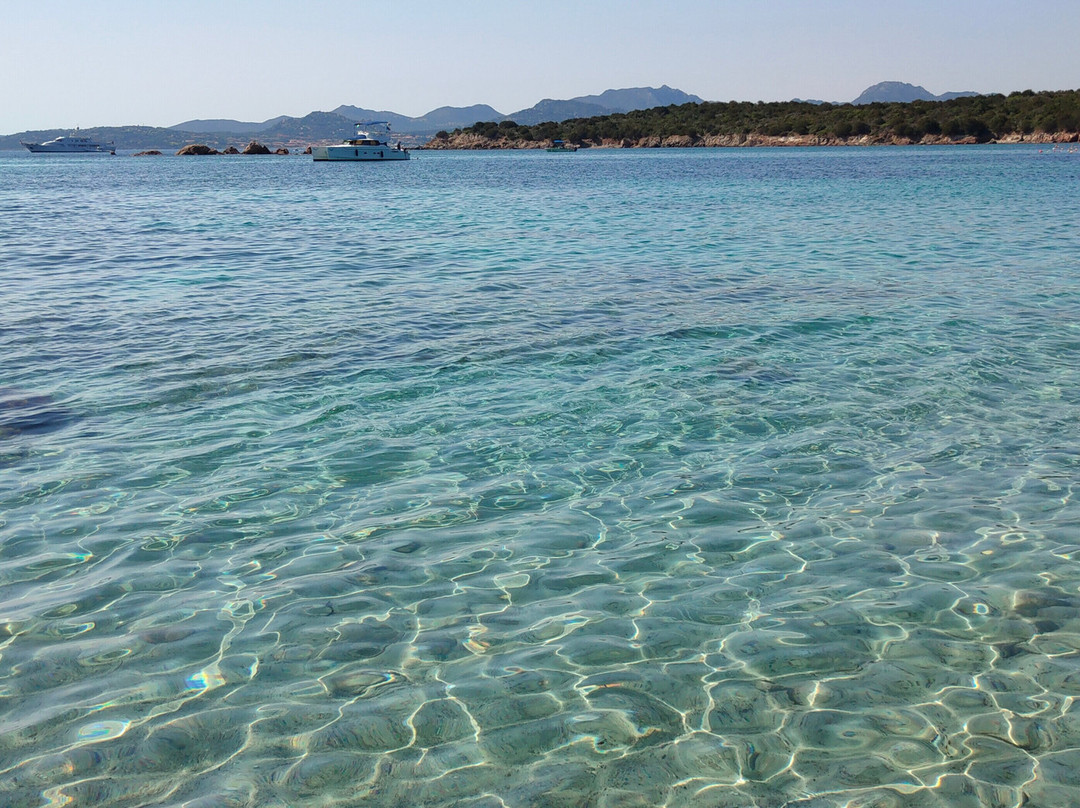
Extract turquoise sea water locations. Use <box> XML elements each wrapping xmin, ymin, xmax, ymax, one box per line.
<box><xmin>1</xmin><ymin>145</ymin><xmax>1079</xmax><ymax>807</ymax></box>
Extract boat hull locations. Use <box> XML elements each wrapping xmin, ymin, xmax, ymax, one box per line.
<box><xmin>312</xmin><ymin>144</ymin><xmax>409</xmax><ymax>161</ymax></box>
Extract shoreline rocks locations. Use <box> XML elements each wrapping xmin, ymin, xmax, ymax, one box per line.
<box><xmin>422</xmin><ymin>130</ymin><xmax>1080</xmax><ymax>150</ymax></box>
<box><xmin>175</xmin><ymin>141</ymin><xmax>293</xmax><ymax>155</ymax></box>
<box><xmin>176</xmin><ymin>144</ymin><xmax>220</xmax><ymax>155</ymax></box>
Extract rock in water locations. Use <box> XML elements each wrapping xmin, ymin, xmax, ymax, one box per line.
<box><xmin>176</xmin><ymin>144</ymin><xmax>220</xmax><ymax>155</ymax></box>
<box><xmin>241</xmin><ymin>141</ymin><xmax>271</xmax><ymax>155</ymax></box>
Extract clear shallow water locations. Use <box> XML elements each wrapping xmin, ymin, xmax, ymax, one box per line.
<box><xmin>1</xmin><ymin>145</ymin><xmax>1080</xmax><ymax>807</ymax></box>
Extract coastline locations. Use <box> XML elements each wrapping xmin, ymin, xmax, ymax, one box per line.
<box><xmin>422</xmin><ymin>130</ymin><xmax>1080</xmax><ymax>150</ymax></box>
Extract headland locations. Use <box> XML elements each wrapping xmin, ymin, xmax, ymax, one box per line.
<box><xmin>422</xmin><ymin>89</ymin><xmax>1080</xmax><ymax>149</ymax></box>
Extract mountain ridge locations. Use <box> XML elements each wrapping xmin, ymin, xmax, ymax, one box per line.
<box><xmin>166</xmin><ymin>86</ymin><xmax>707</xmax><ymax>137</ymax></box>
<box><xmin>852</xmin><ymin>81</ymin><xmax>978</xmax><ymax>104</ymax></box>
<box><xmin>507</xmin><ymin>85</ymin><xmax>704</xmax><ymax>125</ymax></box>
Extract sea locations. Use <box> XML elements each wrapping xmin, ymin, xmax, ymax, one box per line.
<box><xmin>1</xmin><ymin>144</ymin><xmax>1079</xmax><ymax>808</ymax></box>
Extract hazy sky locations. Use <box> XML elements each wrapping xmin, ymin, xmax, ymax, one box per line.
<box><xmin>3</xmin><ymin>0</ymin><xmax>1079</xmax><ymax>133</ymax></box>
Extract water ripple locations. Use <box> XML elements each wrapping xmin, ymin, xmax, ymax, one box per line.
<box><xmin>2</xmin><ymin>146</ymin><xmax>1080</xmax><ymax>807</ymax></box>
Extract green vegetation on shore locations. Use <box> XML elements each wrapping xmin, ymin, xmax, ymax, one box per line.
<box><xmin>431</xmin><ymin>89</ymin><xmax>1080</xmax><ymax>148</ymax></box>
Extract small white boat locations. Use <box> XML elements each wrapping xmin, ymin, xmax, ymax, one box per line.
<box><xmin>21</xmin><ymin>130</ymin><xmax>116</xmax><ymax>154</ymax></box>
<box><xmin>312</xmin><ymin>122</ymin><xmax>409</xmax><ymax>162</ymax></box>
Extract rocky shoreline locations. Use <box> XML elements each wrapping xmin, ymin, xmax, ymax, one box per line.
<box><xmin>130</xmin><ymin>130</ymin><xmax>1080</xmax><ymax>156</ymax></box>
<box><xmin>422</xmin><ymin>130</ymin><xmax>1080</xmax><ymax>150</ymax></box>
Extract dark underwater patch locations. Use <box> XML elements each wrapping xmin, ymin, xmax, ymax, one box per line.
<box><xmin>0</xmin><ymin>388</ymin><xmax>79</xmax><ymax>438</ymax></box>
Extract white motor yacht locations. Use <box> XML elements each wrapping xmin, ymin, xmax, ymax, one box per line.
<box><xmin>312</xmin><ymin>122</ymin><xmax>409</xmax><ymax>161</ymax></box>
<box><xmin>22</xmin><ymin>130</ymin><xmax>116</xmax><ymax>154</ymax></box>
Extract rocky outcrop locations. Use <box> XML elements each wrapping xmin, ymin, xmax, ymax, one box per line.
<box><xmin>995</xmin><ymin>131</ymin><xmax>1080</xmax><ymax>144</ymax></box>
<box><xmin>422</xmin><ymin>133</ymin><xmax>541</xmax><ymax>150</ymax></box>
<box><xmin>241</xmin><ymin>141</ymin><xmax>271</xmax><ymax>155</ymax></box>
<box><xmin>176</xmin><ymin>144</ymin><xmax>219</xmax><ymax>155</ymax></box>
<box><xmin>133</xmin><ymin>150</ymin><xmax>162</xmax><ymax>156</ymax></box>
<box><xmin>274</xmin><ymin>147</ymin><xmax>289</xmax><ymax>155</ymax></box>
<box><xmin>424</xmin><ymin>130</ymin><xmax>1080</xmax><ymax>150</ymax></box>
<box><xmin>222</xmin><ymin>146</ymin><xmax>240</xmax><ymax>154</ymax></box>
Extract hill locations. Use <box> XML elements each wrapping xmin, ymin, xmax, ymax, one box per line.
<box><xmin>163</xmin><ymin>105</ymin><xmax>507</xmax><ymax>141</ymax></box>
<box><xmin>329</xmin><ymin>106</ymin><xmax>419</xmax><ymax>131</ymax></box>
<box><xmin>853</xmin><ymin>81</ymin><xmax>978</xmax><ymax>104</ymax></box>
<box><xmin>170</xmin><ymin>117</ymin><xmax>285</xmax><ymax>135</ymax></box>
<box><xmin>410</xmin><ymin>105</ymin><xmax>507</xmax><ymax>130</ymax></box>
<box><xmin>159</xmin><ymin>87</ymin><xmax>700</xmax><ymax>141</ymax></box>
<box><xmin>508</xmin><ymin>85</ymin><xmax>703</xmax><ymax>125</ymax></box>
<box><xmin>430</xmin><ymin>89</ymin><xmax>1080</xmax><ymax>149</ymax></box>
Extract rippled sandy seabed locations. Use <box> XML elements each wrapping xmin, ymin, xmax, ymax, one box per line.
<box><xmin>2</xmin><ymin>146</ymin><xmax>1080</xmax><ymax>807</ymax></box>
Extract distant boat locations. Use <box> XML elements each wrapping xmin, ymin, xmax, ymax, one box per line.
<box><xmin>546</xmin><ymin>140</ymin><xmax>578</xmax><ymax>153</ymax></box>
<box><xmin>312</xmin><ymin>122</ymin><xmax>409</xmax><ymax>162</ymax></box>
<box><xmin>21</xmin><ymin>130</ymin><xmax>115</xmax><ymax>154</ymax></box>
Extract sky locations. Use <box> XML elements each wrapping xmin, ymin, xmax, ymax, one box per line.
<box><xmin>3</xmin><ymin>0</ymin><xmax>1079</xmax><ymax>133</ymax></box>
